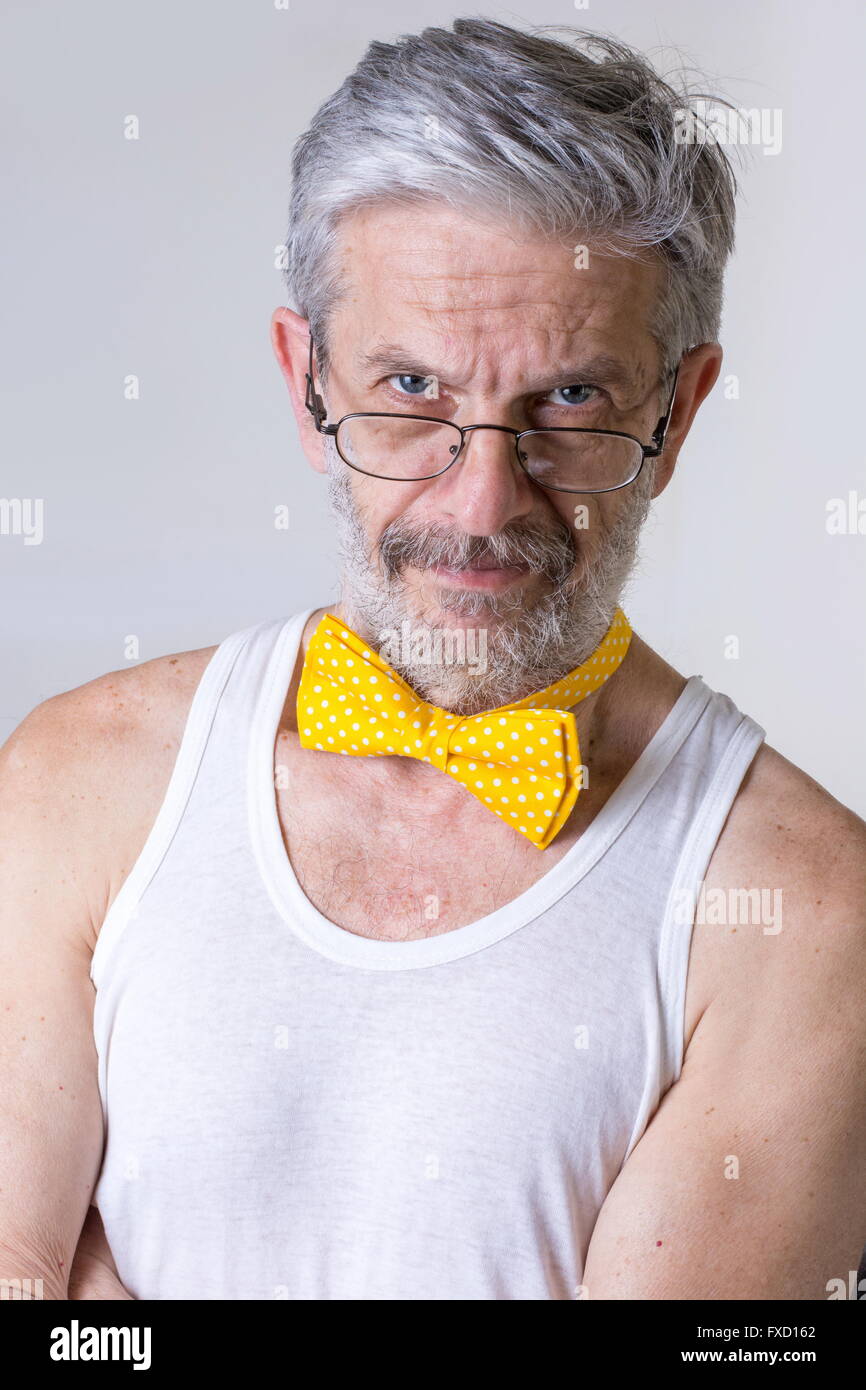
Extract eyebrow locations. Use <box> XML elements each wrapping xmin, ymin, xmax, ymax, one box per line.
<box><xmin>355</xmin><ymin>343</ymin><xmax>641</xmax><ymax>394</ymax></box>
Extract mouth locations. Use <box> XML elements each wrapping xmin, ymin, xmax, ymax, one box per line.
<box><xmin>428</xmin><ymin>560</ymin><xmax>531</xmax><ymax>591</ymax></box>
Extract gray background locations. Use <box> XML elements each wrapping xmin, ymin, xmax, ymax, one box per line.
<box><xmin>2</xmin><ymin>0</ymin><xmax>864</xmax><ymax>815</ymax></box>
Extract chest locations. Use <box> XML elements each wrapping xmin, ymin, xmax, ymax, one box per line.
<box><xmin>273</xmin><ymin>731</ymin><xmax>625</xmax><ymax>940</ymax></box>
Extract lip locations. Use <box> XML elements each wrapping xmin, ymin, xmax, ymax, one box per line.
<box><xmin>429</xmin><ymin>562</ymin><xmax>530</xmax><ymax>591</ymax></box>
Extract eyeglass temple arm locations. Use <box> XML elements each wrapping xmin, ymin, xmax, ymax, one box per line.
<box><xmin>305</xmin><ymin>334</ymin><xmax>327</xmax><ymax>430</ymax></box>
<box><xmin>644</xmin><ymin>364</ymin><xmax>680</xmax><ymax>457</ymax></box>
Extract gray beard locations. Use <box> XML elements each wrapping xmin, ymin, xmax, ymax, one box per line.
<box><xmin>324</xmin><ymin>437</ymin><xmax>654</xmax><ymax>715</ymax></box>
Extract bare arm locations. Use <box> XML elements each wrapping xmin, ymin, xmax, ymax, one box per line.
<box><xmin>1</xmin><ymin>652</ymin><xmax>213</xmax><ymax>1301</ymax></box>
<box><xmin>583</xmin><ymin>752</ymin><xmax>866</xmax><ymax>1299</ymax></box>
<box><xmin>0</xmin><ymin>700</ymin><xmax>107</xmax><ymax>1299</ymax></box>
<box><xmin>67</xmin><ymin>1206</ymin><xmax>134</xmax><ymax>1300</ymax></box>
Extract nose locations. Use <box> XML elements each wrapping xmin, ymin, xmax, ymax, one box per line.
<box><xmin>435</xmin><ymin>424</ymin><xmax>537</xmax><ymax>536</ymax></box>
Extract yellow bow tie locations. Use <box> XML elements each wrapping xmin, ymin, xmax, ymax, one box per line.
<box><xmin>297</xmin><ymin>608</ymin><xmax>632</xmax><ymax>849</ymax></box>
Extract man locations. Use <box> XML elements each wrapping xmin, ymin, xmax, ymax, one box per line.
<box><xmin>2</xmin><ymin>19</ymin><xmax>864</xmax><ymax>1302</ymax></box>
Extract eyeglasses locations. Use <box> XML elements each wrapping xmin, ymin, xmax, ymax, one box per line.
<box><xmin>305</xmin><ymin>336</ymin><xmax>679</xmax><ymax>495</ymax></box>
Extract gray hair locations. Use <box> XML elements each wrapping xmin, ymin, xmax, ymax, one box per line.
<box><xmin>282</xmin><ymin>18</ymin><xmax>738</xmax><ymax>385</ymax></box>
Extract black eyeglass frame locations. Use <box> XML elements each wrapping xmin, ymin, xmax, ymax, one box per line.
<box><xmin>304</xmin><ymin>335</ymin><xmax>680</xmax><ymax>495</ymax></box>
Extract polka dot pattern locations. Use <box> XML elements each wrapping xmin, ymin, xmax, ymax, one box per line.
<box><xmin>297</xmin><ymin>608</ymin><xmax>633</xmax><ymax>850</ymax></box>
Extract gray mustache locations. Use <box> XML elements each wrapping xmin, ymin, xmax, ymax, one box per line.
<box><xmin>380</xmin><ymin>519</ymin><xmax>577</xmax><ymax>580</ymax></box>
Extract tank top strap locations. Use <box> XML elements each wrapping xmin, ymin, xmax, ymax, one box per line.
<box><xmin>90</xmin><ymin>611</ymin><xmax>313</xmax><ymax>987</ymax></box>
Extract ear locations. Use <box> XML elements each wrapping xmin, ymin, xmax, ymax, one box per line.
<box><xmin>649</xmin><ymin>342</ymin><xmax>723</xmax><ymax>498</ymax></box>
<box><xmin>270</xmin><ymin>306</ymin><xmax>328</xmax><ymax>475</ymax></box>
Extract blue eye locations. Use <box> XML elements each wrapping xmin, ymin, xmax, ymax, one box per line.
<box><xmin>388</xmin><ymin>374</ymin><xmax>431</xmax><ymax>396</ymax></box>
<box><xmin>549</xmin><ymin>384</ymin><xmax>596</xmax><ymax>407</ymax></box>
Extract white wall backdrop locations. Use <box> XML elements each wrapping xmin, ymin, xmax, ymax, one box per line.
<box><xmin>2</xmin><ymin>0</ymin><xmax>864</xmax><ymax>813</ymax></box>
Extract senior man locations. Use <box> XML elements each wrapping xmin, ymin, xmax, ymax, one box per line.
<box><xmin>2</xmin><ymin>19</ymin><xmax>864</xmax><ymax>1302</ymax></box>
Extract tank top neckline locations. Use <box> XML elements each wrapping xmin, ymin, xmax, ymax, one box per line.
<box><xmin>247</xmin><ymin>608</ymin><xmax>713</xmax><ymax>972</ymax></box>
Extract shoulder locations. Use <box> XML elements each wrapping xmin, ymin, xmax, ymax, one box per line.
<box><xmin>0</xmin><ymin>644</ymin><xmax>219</xmax><ymax>947</ymax></box>
<box><xmin>685</xmin><ymin>740</ymin><xmax>866</xmax><ymax>1042</ymax></box>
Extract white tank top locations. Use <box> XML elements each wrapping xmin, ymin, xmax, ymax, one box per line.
<box><xmin>90</xmin><ymin>609</ymin><xmax>765</xmax><ymax>1301</ymax></box>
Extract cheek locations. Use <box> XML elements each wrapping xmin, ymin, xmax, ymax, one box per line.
<box><xmin>552</xmin><ymin>492</ymin><xmax>604</xmax><ymax>544</ymax></box>
<box><xmin>349</xmin><ymin>475</ymin><xmax>433</xmax><ymax>539</ymax></box>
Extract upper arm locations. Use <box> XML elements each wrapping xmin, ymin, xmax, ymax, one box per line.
<box><xmin>0</xmin><ymin>648</ymin><xmax>214</xmax><ymax>1297</ymax></box>
<box><xmin>583</xmin><ymin>754</ymin><xmax>866</xmax><ymax>1300</ymax></box>
<box><xmin>0</xmin><ymin>699</ymin><xmax>107</xmax><ymax>1298</ymax></box>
